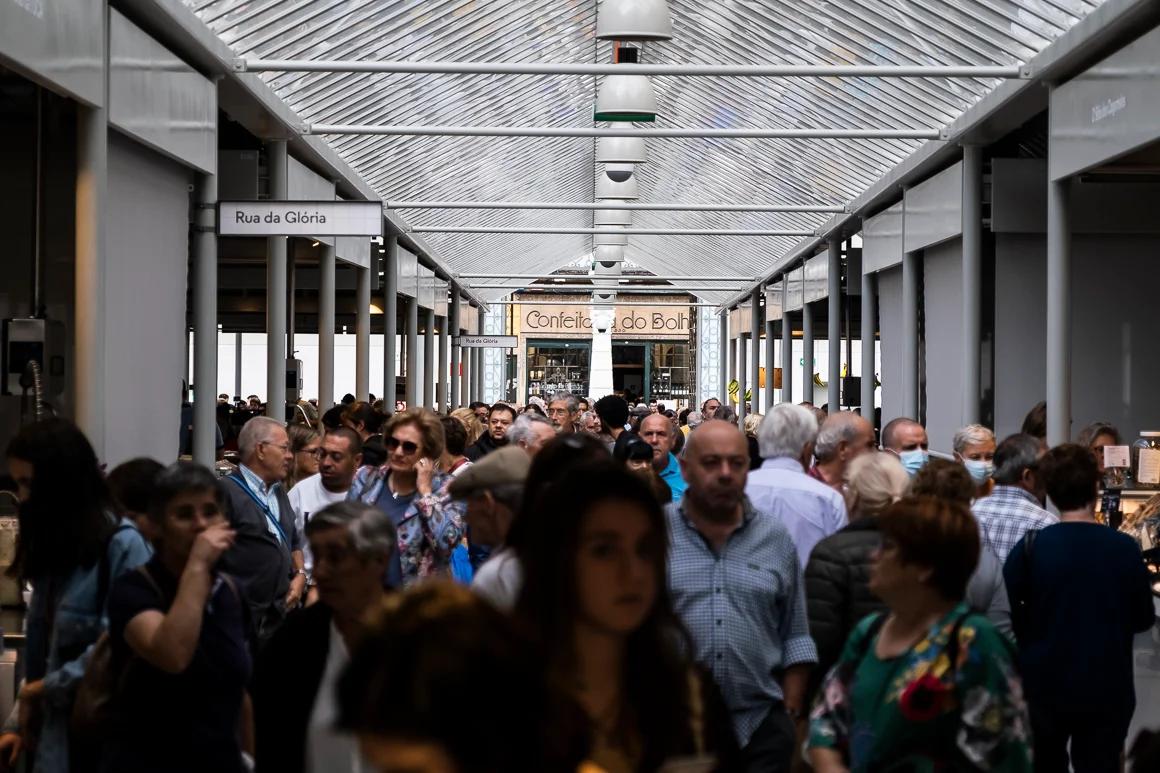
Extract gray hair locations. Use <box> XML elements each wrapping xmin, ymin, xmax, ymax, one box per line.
<box><xmin>992</xmin><ymin>433</ymin><xmax>1043</xmax><ymax>485</ymax></box>
<box><xmin>548</xmin><ymin>392</ymin><xmax>579</xmax><ymax>413</ymax></box>
<box><xmin>845</xmin><ymin>452</ymin><xmax>909</xmax><ymax>517</ymax></box>
<box><xmin>686</xmin><ymin>411</ymin><xmax>703</xmax><ymax>428</ymax></box>
<box><xmin>507</xmin><ymin>412</ymin><xmax>555</xmax><ymax>445</ymax></box>
<box><xmin>953</xmin><ymin>424</ymin><xmax>995</xmax><ymax>455</ymax></box>
<box><xmin>757</xmin><ymin>403</ymin><xmax>819</xmax><ymax>460</ymax></box>
<box><xmin>305</xmin><ymin>501</ymin><xmax>397</xmax><ymax>560</ymax></box>
<box><xmin>815</xmin><ymin>412</ymin><xmax>868</xmax><ymax>462</ymax></box>
<box><xmin>237</xmin><ymin>416</ymin><xmax>286</xmax><ymax>461</ymax></box>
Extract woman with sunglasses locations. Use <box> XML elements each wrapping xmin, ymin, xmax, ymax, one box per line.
<box><xmin>347</xmin><ymin>408</ymin><xmax>465</xmax><ymax>588</ymax></box>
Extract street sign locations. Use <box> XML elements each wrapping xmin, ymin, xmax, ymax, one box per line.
<box><xmin>455</xmin><ymin>335</ymin><xmax>518</xmax><ymax>348</ymax></box>
<box><xmin>218</xmin><ymin>200</ymin><xmax>383</xmax><ymax>236</ymax></box>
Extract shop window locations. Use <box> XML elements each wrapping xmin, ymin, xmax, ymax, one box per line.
<box><xmin>651</xmin><ymin>342</ymin><xmax>692</xmax><ymax>403</ymax></box>
<box><xmin>527</xmin><ymin>343</ymin><xmax>589</xmax><ymax>398</ymax></box>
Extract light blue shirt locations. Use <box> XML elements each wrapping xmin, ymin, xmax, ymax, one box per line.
<box><xmin>745</xmin><ymin>456</ymin><xmax>847</xmax><ymax>568</ymax></box>
<box><xmin>239</xmin><ymin>463</ymin><xmax>286</xmax><ymax>544</ymax></box>
<box><xmin>659</xmin><ymin>452</ymin><xmax>687</xmax><ymax>503</ymax></box>
<box><xmin>666</xmin><ymin>498</ymin><xmax>817</xmax><ymax>746</ymax></box>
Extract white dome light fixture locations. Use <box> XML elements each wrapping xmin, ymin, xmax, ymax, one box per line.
<box><xmin>594</xmin><ymin>74</ymin><xmax>659</xmax><ymax>122</ymax></box>
<box><xmin>594</xmin><ymin>207</ymin><xmax>632</xmax><ymax>226</ymax></box>
<box><xmin>593</xmin><ymin>227</ymin><xmax>628</xmax><ymax>246</ymax></box>
<box><xmin>596</xmin><ymin>136</ymin><xmax>647</xmax><ymax>165</ymax></box>
<box><xmin>604</xmin><ymin>163</ymin><xmax>634</xmax><ymax>183</ymax></box>
<box><xmin>596</xmin><ymin>0</ymin><xmax>673</xmax><ymax>41</ymax></box>
<box><xmin>593</xmin><ymin>245</ymin><xmax>625</xmax><ymax>263</ymax></box>
<box><xmin>596</xmin><ymin>174</ymin><xmax>639</xmax><ymax>200</ymax></box>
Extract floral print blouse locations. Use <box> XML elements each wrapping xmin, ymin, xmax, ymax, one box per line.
<box><xmin>347</xmin><ymin>465</ymin><xmax>466</xmax><ymax>586</ymax></box>
<box><xmin>808</xmin><ymin>603</ymin><xmax>1033</xmax><ymax>772</ymax></box>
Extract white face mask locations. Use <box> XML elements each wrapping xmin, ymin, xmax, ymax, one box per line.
<box><xmin>898</xmin><ymin>449</ymin><xmax>928</xmax><ymax>476</ymax></box>
<box><xmin>964</xmin><ymin>459</ymin><xmax>994</xmax><ymax>485</ymax></box>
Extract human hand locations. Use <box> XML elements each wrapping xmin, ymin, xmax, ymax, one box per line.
<box><xmin>284</xmin><ymin>574</ymin><xmax>307</xmax><ymax>608</ymax></box>
<box><xmin>0</xmin><ymin>733</ymin><xmax>22</xmax><ymax>771</ymax></box>
<box><xmin>415</xmin><ymin>457</ymin><xmax>436</xmax><ymax>495</ymax></box>
<box><xmin>189</xmin><ymin>523</ymin><xmax>237</xmax><ymax>569</ymax></box>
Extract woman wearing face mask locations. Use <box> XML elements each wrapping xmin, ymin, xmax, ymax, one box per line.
<box><xmin>347</xmin><ymin>408</ymin><xmax>465</xmax><ymax>588</ymax></box>
<box><xmin>514</xmin><ymin>462</ymin><xmax>739</xmax><ymax>772</ymax></box>
<box><xmin>808</xmin><ymin>497</ymin><xmax>1032</xmax><ymax>773</ymax></box>
<box><xmin>953</xmin><ymin>424</ymin><xmax>996</xmax><ymax>499</ymax></box>
<box><xmin>102</xmin><ymin>462</ymin><xmax>250</xmax><ymax>773</ymax></box>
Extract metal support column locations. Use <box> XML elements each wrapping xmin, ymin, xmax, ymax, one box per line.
<box><xmin>802</xmin><ymin>302</ymin><xmax>814</xmax><ymax>405</ymax></box>
<box><xmin>717</xmin><ymin>313</ymin><xmax>728</xmax><ymax>406</ymax></box>
<box><xmin>827</xmin><ymin>240</ymin><xmax>841</xmax><ymax>411</ymax></box>
<box><xmin>765</xmin><ymin>319</ymin><xmax>776</xmax><ymax>411</ymax></box>
<box><xmin>461</xmin><ymin>332</ymin><xmax>470</xmax><ymax>404</ymax></box>
<box><xmin>1046</xmin><ymin>178</ymin><xmax>1071</xmax><ymax>446</ymax></box>
<box><xmin>192</xmin><ymin>173</ymin><xmax>217</xmax><ymax>466</ymax></box>
<box><xmin>383</xmin><ymin>234</ymin><xmax>398</xmax><ymax>409</ymax></box>
<box><xmin>902</xmin><ymin>250</ymin><xmax>920</xmax><ymax>419</ymax></box>
<box><xmin>405</xmin><ymin>298</ymin><xmax>419</xmax><ymax>408</ymax></box>
<box><xmin>423</xmin><ymin>308</ymin><xmax>436</xmax><ymax>409</ymax></box>
<box><xmin>437</xmin><ymin>314</ymin><xmax>449</xmax><ymax>411</ymax></box>
<box><xmin>961</xmin><ymin>145</ymin><xmax>983</xmax><ymax>425</ymax></box>
<box><xmin>781</xmin><ymin>282</ymin><xmax>793</xmax><ymax>404</ymax></box>
<box><xmin>265</xmin><ymin>140</ymin><xmax>288</xmax><ymax>418</ymax></box>
<box><xmin>234</xmin><ymin>332</ymin><xmax>243</xmax><ymax>399</ymax></box>
<box><xmin>318</xmin><ymin>243</ymin><xmax>335</xmax><ymax>410</ymax></box>
<box><xmin>356</xmin><ymin>266</ymin><xmax>371</xmax><ymax>401</ymax></box>
<box><xmin>476</xmin><ymin>307</ymin><xmax>486</xmax><ymax>401</ymax></box>
<box><xmin>750</xmin><ymin>290</ymin><xmax>761</xmax><ymax>415</ymax></box>
<box><xmin>449</xmin><ymin>290</ymin><xmax>461</xmax><ymax>406</ymax></box>
<box><xmin>737</xmin><ymin>334</ymin><xmax>747</xmax><ymax>422</ymax></box>
<box><xmin>861</xmin><ymin>272</ymin><xmax>877</xmax><ymax>420</ymax></box>
<box><xmin>75</xmin><ymin>100</ymin><xmax>108</xmax><ymax>453</ymax></box>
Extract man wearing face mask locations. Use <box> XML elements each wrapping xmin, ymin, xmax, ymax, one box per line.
<box><xmin>971</xmin><ymin>433</ymin><xmax>1055</xmax><ymax>563</ymax></box>
<box><xmin>953</xmin><ymin>424</ymin><xmax>997</xmax><ymax>498</ymax></box>
<box><xmin>880</xmin><ymin>417</ymin><xmax>930</xmax><ymax>476</ymax></box>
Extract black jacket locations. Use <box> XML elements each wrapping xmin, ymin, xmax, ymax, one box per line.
<box><xmin>803</xmin><ymin>516</ymin><xmax>887</xmax><ymax>699</ymax></box>
<box><xmin>465</xmin><ymin>431</ymin><xmax>507</xmax><ymax>461</ymax></box>
<box><xmin>252</xmin><ymin>603</ymin><xmax>333</xmax><ymax>773</ymax></box>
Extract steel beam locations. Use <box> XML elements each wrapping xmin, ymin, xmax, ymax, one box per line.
<box><xmin>1046</xmin><ymin>178</ymin><xmax>1071</xmax><ymax>446</ymax></box>
<box><xmin>241</xmin><ymin>59</ymin><xmax>1023</xmax><ymax>79</ymax></box>
<box><xmin>750</xmin><ymin>291</ymin><xmax>762</xmax><ymax>415</ymax></box>
<box><xmin>458</xmin><ymin>273</ymin><xmax>755</xmax><ymax>281</ymax></box>
<box><xmin>311</xmin><ymin>125</ymin><xmax>942</xmax><ymax>140</ymax></box>
<box><xmin>192</xmin><ymin>173</ymin><xmax>217</xmax><ymax>466</ymax></box>
<box><xmin>861</xmin><ymin>272</ymin><xmax>877</xmax><ymax>419</ymax></box>
<box><xmin>383</xmin><ymin>235</ymin><xmax>399</xmax><ymax>409</ymax></box>
<box><xmin>781</xmin><ymin>283</ymin><xmax>793</xmax><ymax>404</ymax></box>
<box><xmin>902</xmin><ymin>251</ymin><xmax>920</xmax><ymax>420</ymax></box>
<box><xmin>765</xmin><ymin>320</ymin><xmax>776</xmax><ymax>411</ymax></box>
<box><xmin>318</xmin><ymin>242</ymin><xmax>335</xmax><ymax>411</ymax></box>
<box><xmin>356</xmin><ymin>266</ymin><xmax>370</xmax><ymax>401</ymax></box>
<box><xmin>423</xmin><ymin>308</ymin><xmax>436</xmax><ymax>409</ymax></box>
<box><xmin>961</xmin><ymin>145</ymin><xmax>983</xmax><ymax>425</ymax></box>
<box><xmin>389</xmin><ymin>200</ymin><xmax>846</xmax><ymax>213</ymax></box>
<box><xmin>450</xmin><ymin>290</ymin><xmax>461</xmax><ymax>407</ymax></box>
<box><xmin>718</xmin><ymin>314</ymin><xmax>728</xmax><ymax>407</ymax></box>
<box><xmin>802</xmin><ymin>302</ymin><xmax>815</xmax><ymax>405</ymax></box>
<box><xmin>827</xmin><ymin>241</ymin><xmax>841</xmax><ymax>411</ymax></box>
<box><xmin>410</xmin><ymin>227</ymin><xmax>815</xmax><ymax>237</ymax></box>
<box><xmin>266</xmin><ymin>139</ymin><xmax>288</xmax><ymax>418</ymax></box>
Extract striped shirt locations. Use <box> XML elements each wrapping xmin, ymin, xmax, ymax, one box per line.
<box><xmin>972</xmin><ymin>485</ymin><xmax>1057</xmax><ymax>563</ymax></box>
<box><xmin>666</xmin><ymin>497</ymin><xmax>817</xmax><ymax>746</ymax></box>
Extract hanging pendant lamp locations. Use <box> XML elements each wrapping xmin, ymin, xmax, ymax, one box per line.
<box><xmin>596</xmin><ymin>0</ymin><xmax>673</xmax><ymax>41</ymax></box>
<box><xmin>593</xmin><ymin>245</ymin><xmax>625</xmax><ymax>264</ymax></box>
<box><xmin>596</xmin><ymin>174</ymin><xmax>639</xmax><ymax>200</ymax></box>
<box><xmin>594</xmin><ymin>74</ymin><xmax>659</xmax><ymax>122</ymax></box>
<box><xmin>604</xmin><ymin>163</ymin><xmax>634</xmax><ymax>183</ymax></box>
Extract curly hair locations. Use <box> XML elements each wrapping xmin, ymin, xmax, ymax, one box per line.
<box><xmin>382</xmin><ymin>407</ymin><xmax>446</xmax><ymax>458</ymax></box>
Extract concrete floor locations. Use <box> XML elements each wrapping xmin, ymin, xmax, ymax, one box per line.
<box><xmin>1129</xmin><ymin>615</ymin><xmax>1160</xmax><ymax>752</ymax></box>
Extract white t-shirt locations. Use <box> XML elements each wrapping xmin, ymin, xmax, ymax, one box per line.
<box><xmin>471</xmin><ymin>548</ymin><xmax>523</xmax><ymax>610</ymax></box>
<box><xmin>287</xmin><ymin>473</ymin><xmax>348</xmax><ymax>572</ymax></box>
<box><xmin>306</xmin><ymin>622</ymin><xmax>364</xmax><ymax>773</ymax></box>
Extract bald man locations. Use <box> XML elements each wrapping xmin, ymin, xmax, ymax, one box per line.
<box><xmin>809</xmin><ymin>412</ymin><xmax>877</xmax><ymax>491</ymax></box>
<box><xmin>881</xmin><ymin>417</ymin><xmax>930</xmax><ymax>476</ymax></box>
<box><xmin>668</xmin><ymin>421</ymin><xmax>816</xmax><ymax>769</ymax></box>
<box><xmin>640</xmin><ymin>413</ymin><xmax>686</xmax><ymax>502</ymax></box>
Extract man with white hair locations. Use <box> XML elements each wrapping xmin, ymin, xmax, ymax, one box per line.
<box><xmin>808</xmin><ymin>412</ymin><xmax>876</xmax><ymax>492</ymax></box>
<box><xmin>219</xmin><ymin>416</ymin><xmax>307</xmax><ymax>641</ymax></box>
<box><xmin>546</xmin><ymin>391</ymin><xmax>580</xmax><ymax>434</ymax></box>
<box><xmin>506</xmin><ymin>412</ymin><xmax>557</xmax><ymax>457</ymax></box>
<box><xmin>746</xmin><ymin>403</ymin><xmax>847</xmax><ymax>567</ymax></box>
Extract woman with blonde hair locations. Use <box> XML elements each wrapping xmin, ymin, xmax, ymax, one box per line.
<box><xmin>804</xmin><ymin>452</ymin><xmax>909</xmax><ymax>700</ymax></box>
<box><xmin>285</xmin><ymin>423</ymin><xmax>322</xmax><ymax>490</ymax></box>
<box><xmin>450</xmin><ymin>406</ymin><xmax>485</xmax><ymax>447</ymax></box>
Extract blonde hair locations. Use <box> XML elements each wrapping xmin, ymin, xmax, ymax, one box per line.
<box><xmin>742</xmin><ymin>413</ymin><xmax>763</xmax><ymax>437</ymax></box>
<box><xmin>450</xmin><ymin>407</ymin><xmax>485</xmax><ymax>446</ymax></box>
<box><xmin>845</xmin><ymin>452</ymin><xmax>909</xmax><ymax>519</ymax></box>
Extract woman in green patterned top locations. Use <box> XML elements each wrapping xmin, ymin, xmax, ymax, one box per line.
<box><xmin>808</xmin><ymin>496</ymin><xmax>1033</xmax><ymax>772</ymax></box>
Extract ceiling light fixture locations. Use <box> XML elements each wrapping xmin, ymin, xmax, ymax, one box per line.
<box><xmin>594</xmin><ymin>74</ymin><xmax>659</xmax><ymax>122</ymax></box>
<box><xmin>594</xmin><ymin>245</ymin><xmax>625</xmax><ymax>262</ymax></box>
<box><xmin>604</xmin><ymin>163</ymin><xmax>634</xmax><ymax>183</ymax></box>
<box><xmin>596</xmin><ymin>0</ymin><xmax>673</xmax><ymax>41</ymax></box>
<box><xmin>596</xmin><ymin>174</ymin><xmax>640</xmax><ymax>200</ymax></box>
<box><xmin>596</xmin><ymin>136</ymin><xmax>647</xmax><ymax>164</ymax></box>
<box><xmin>593</xmin><ymin>226</ymin><xmax>628</xmax><ymax>246</ymax></box>
<box><xmin>594</xmin><ymin>207</ymin><xmax>632</xmax><ymax>226</ymax></box>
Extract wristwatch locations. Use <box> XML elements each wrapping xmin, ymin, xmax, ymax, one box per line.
<box><xmin>295</xmin><ymin>568</ymin><xmax>309</xmax><ymax>581</ymax></box>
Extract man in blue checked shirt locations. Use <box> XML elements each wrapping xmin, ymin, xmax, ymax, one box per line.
<box><xmin>666</xmin><ymin>420</ymin><xmax>817</xmax><ymax>773</ymax></box>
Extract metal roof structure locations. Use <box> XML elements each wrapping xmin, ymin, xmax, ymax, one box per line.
<box><xmin>186</xmin><ymin>0</ymin><xmax>1103</xmax><ymax>304</ymax></box>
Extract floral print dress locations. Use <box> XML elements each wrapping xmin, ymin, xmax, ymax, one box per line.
<box><xmin>808</xmin><ymin>602</ymin><xmax>1033</xmax><ymax>772</ymax></box>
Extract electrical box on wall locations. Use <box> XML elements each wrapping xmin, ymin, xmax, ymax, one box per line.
<box><xmin>2</xmin><ymin>318</ymin><xmax>65</xmax><ymax>397</ymax></box>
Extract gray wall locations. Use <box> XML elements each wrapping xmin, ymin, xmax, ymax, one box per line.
<box><xmin>993</xmin><ymin>234</ymin><xmax>1047</xmax><ymax>439</ymax></box>
<box><xmin>877</xmin><ymin>267</ymin><xmax>904</xmax><ymax>425</ymax></box>
<box><xmin>922</xmin><ymin>239</ymin><xmax>964</xmax><ymax>452</ymax></box>
<box><xmin>105</xmin><ymin>132</ymin><xmax>192</xmax><ymax>467</ymax></box>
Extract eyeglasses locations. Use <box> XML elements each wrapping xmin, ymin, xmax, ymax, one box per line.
<box><xmin>299</xmin><ymin>446</ymin><xmax>322</xmax><ymax>456</ymax></box>
<box><xmin>260</xmin><ymin>441</ymin><xmax>291</xmax><ymax>454</ymax></box>
<box><xmin>385</xmin><ymin>437</ymin><xmax>420</xmax><ymax>455</ymax></box>
<box><xmin>313</xmin><ymin>450</ymin><xmax>349</xmax><ymax>463</ymax></box>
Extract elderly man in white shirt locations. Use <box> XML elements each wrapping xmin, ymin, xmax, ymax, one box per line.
<box><xmin>745</xmin><ymin>403</ymin><xmax>848</xmax><ymax>567</ymax></box>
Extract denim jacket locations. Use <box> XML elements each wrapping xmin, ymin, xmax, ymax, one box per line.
<box><xmin>7</xmin><ymin>518</ymin><xmax>151</xmax><ymax>773</ymax></box>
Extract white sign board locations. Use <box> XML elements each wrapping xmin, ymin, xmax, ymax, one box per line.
<box><xmin>218</xmin><ymin>200</ymin><xmax>382</xmax><ymax>236</ymax></box>
<box><xmin>456</xmin><ymin>335</ymin><xmax>518</xmax><ymax>348</ymax></box>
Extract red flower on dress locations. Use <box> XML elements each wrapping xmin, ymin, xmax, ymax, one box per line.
<box><xmin>898</xmin><ymin>674</ymin><xmax>950</xmax><ymax>722</ymax></box>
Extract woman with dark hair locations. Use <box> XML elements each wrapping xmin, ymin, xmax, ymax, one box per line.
<box><xmin>0</xmin><ymin>419</ymin><xmax>152</xmax><ymax>772</ymax></box>
<box><xmin>514</xmin><ymin>461</ymin><xmax>738</xmax><ymax>772</ymax></box>
<box><xmin>107</xmin><ymin>457</ymin><xmax>166</xmax><ymax>534</ymax></box>
<box><xmin>338</xmin><ymin>582</ymin><xmax>591</xmax><ymax>773</ymax></box>
<box><xmin>342</xmin><ymin>401</ymin><xmax>386</xmax><ymax>467</ymax></box>
<box><xmin>347</xmin><ymin>408</ymin><xmax>464</xmax><ymax>587</ymax></box>
<box><xmin>808</xmin><ymin>497</ymin><xmax>1032</xmax><ymax>772</ymax></box>
<box><xmin>102</xmin><ymin>462</ymin><xmax>250</xmax><ymax>773</ymax></box>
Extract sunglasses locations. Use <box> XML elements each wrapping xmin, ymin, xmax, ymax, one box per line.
<box><xmin>385</xmin><ymin>437</ymin><xmax>420</xmax><ymax>455</ymax></box>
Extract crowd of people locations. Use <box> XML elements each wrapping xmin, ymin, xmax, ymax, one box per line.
<box><xmin>1</xmin><ymin>391</ymin><xmax>1158</xmax><ymax>773</ymax></box>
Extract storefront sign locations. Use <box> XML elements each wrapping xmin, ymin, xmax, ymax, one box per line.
<box><xmin>218</xmin><ymin>201</ymin><xmax>383</xmax><ymax>236</ymax></box>
<box><xmin>519</xmin><ymin>304</ymin><xmax>691</xmax><ymax>338</ymax></box>
<box><xmin>456</xmin><ymin>335</ymin><xmax>518</xmax><ymax>348</ymax></box>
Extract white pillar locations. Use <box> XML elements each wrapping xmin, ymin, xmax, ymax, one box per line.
<box><xmin>75</xmin><ymin>102</ymin><xmax>108</xmax><ymax>453</ymax></box>
<box><xmin>590</xmin><ymin>307</ymin><xmax>615</xmax><ymax>399</ymax></box>
<box><xmin>781</xmin><ymin>283</ymin><xmax>793</xmax><ymax>404</ymax></box>
<box><xmin>356</xmin><ymin>265</ymin><xmax>370</xmax><ymax>401</ymax></box>
<box><xmin>802</xmin><ymin>301</ymin><xmax>814</xmax><ymax>405</ymax></box>
<box><xmin>192</xmin><ymin>173</ymin><xmax>217</xmax><ymax>465</ymax></box>
<box><xmin>318</xmin><ymin>242</ymin><xmax>335</xmax><ymax>410</ymax></box>
<box><xmin>827</xmin><ymin>240</ymin><xmax>842</xmax><ymax>411</ymax></box>
<box><xmin>902</xmin><ymin>250</ymin><xmax>920</xmax><ymax>419</ymax></box>
<box><xmin>383</xmin><ymin>234</ymin><xmax>398</xmax><ymax>409</ymax></box>
<box><xmin>423</xmin><ymin>308</ymin><xmax>436</xmax><ymax>409</ymax></box>
<box><xmin>265</xmin><ymin>140</ymin><xmax>288</xmax><ymax>418</ymax></box>
<box><xmin>750</xmin><ymin>290</ymin><xmax>762</xmax><ymax>414</ymax></box>
<box><xmin>437</xmin><ymin>314</ymin><xmax>449</xmax><ymax>411</ymax></box>
<box><xmin>861</xmin><ymin>272</ymin><xmax>877</xmax><ymax>418</ymax></box>
<box><xmin>405</xmin><ymin>298</ymin><xmax>419</xmax><ymax>407</ymax></box>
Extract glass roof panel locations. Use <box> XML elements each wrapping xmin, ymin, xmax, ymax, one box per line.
<box><xmin>186</xmin><ymin>0</ymin><xmax>1103</xmax><ymax>298</ymax></box>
